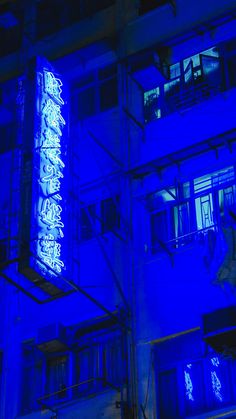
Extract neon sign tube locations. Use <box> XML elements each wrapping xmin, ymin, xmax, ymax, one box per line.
<box><xmin>36</xmin><ymin>70</ymin><xmax>66</xmax><ymax>274</ymax></box>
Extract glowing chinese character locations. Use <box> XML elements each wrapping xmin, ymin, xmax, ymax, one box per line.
<box><xmin>43</xmin><ymin>99</ymin><xmax>65</xmax><ymax>136</ymax></box>
<box><xmin>41</xmin><ymin>165</ymin><xmax>63</xmax><ymax>199</ymax></box>
<box><xmin>41</xmin><ymin>130</ymin><xmax>65</xmax><ymax>168</ymax></box>
<box><xmin>41</xmin><ymin>164</ymin><xmax>63</xmax><ymax>183</ymax></box>
<box><xmin>43</xmin><ymin>129</ymin><xmax>61</xmax><ymax>147</ymax></box>
<box><xmin>36</xmin><ymin>68</ymin><xmax>66</xmax><ymax>276</ymax></box>
<box><xmin>184</xmin><ymin>370</ymin><xmax>194</xmax><ymax>401</ymax></box>
<box><xmin>44</xmin><ymin>71</ymin><xmax>64</xmax><ymax>105</ymax></box>
<box><xmin>211</xmin><ymin>371</ymin><xmax>223</xmax><ymax>402</ymax></box>
<box><xmin>40</xmin><ymin>198</ymin><xmax>64</xmax><ymax>230</ymax></box>
<box><xmin>39</xmin><ymin>233</ymin><xmax>64</xmax><ymax>273</ymax></box>
<box><xmin>44</xmin><ymin>147</ymin><xmax>65</xmax><ymax>168</ymax></box>
<box><xmin>211</xmin><ymin>357</ymin><xmax>220</xmax><ymax>367</ymax></box>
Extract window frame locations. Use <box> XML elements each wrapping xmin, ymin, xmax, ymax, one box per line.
<box><xmin>21</xmin><ymin>325</ymin><xmax>125</xmax><ymax>413</ymax></box>
<box><xmin>80</xmin><ymin>195</ymin><xmax>121</xmax><ymax>242</ymax></box>
<box><xmin>150</xmin><ymin>166</ymin><xmax>236</xmax><ymax>254</ymax></box>
<box><xmin>72</xmin><ymin>65</ymin><xmax>118</xmax><ymax>121</ymax></box>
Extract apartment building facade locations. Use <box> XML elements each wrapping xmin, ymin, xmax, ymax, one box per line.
<box><xmin>1</xmin><ymin>0</ymin><xmax>236</xmax><ymax>418</ymax></box>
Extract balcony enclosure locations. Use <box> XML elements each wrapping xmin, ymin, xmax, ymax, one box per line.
<box><xmin>144</xmin><ymin>46</ymin><xmax>225</xmax><ymax>122</ymax></box>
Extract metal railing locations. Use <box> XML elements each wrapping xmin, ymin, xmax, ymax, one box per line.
<box><xmin>37</xmin><ymin>377</ymin><xmax>121</xmax><ymax>408</ymax></box>
<box><xmin>166</xmin><ymin>80</ymin><xmax>221</xmax><ymax>113</ymax></box>
<box><xmin>144</xmin><ymin>77</ymin><xmax>223</xmax><ymax>122</ymax></box>
<box><xmin>153</xmin><ymin>224</ymin><xmax>218</xmax><ymax>253</ymax></box>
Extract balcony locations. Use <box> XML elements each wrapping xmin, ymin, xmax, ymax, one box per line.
<box><xmin>130</xmin><ymin>49</ymin><xmax>236</xmax><ymax>169</ymax></box>
<box><xmin>37</xmin><ymin>377</ymin><xmax>121</xmax><ymax>410</ymax></box>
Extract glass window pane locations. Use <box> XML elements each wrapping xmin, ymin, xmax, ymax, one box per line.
<box><xmin>151</xmin><ymin>211</ymin><xmax>168</xmax><ymax>251</ymax></box>
<box><xmin>75</xmin><ymin>346</ymin><xmax>98</xmax><ymax>395</ymax></box>
<box><xmin>195</xmin><ymin>194</ymin><xmax>214</xmax><ymax>230</ymax></box>
<box><xmin>100</xmin><ymin>76</ymin><xmax>118</xmax><ymax>111</ymax></box>
<box><xmin>194</xmin><ymin>166</ymin><xmax>234</xmax><ymax>194</ymax></box>
<box><xmin>184</xmin><ymin>54</ymin><xmax>200</xmax><ymax>71</ymax></box>
<box><xmin>170</xmin><ymin>63</ymin><xmax>181</xmax><ymax>79</ymax></box>
<box><xmin>101</xmin><ymin>196</ymin><xmax>120</xmax><ymax>234</ymax></box>
<box><xmin>80</xmin><ymin>204</ymin><xmax>96</xmax><ymax>241</ymax></box>
<box><xmin>144</xmin><ymin>87</ymin><xmax>161</xmax><ymax>122</ymax></box>
<box><xmin>219</xmin><ymin>185</ymin><xmax>236</xmax><ymax>220</ymax></box>
<box><xmin>173</xmin><ymin>202</ymin><xmax>191</xmax><ymax>239</ymax></box>
<box><xmin>46</xmin><ymin>355</ymin><xmax>68</xmax><ymax>398</ymax></box>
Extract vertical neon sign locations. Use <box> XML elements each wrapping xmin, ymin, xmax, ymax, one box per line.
<box><xmin>36</xmin><ymin>69</ymin><xmax>66</xmax><ymax>275</ymax></box>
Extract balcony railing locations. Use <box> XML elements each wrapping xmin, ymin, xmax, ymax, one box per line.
<box><xmin>165</xmin><ymin>80</ymin><xmax>221</xmax><ymax>113</ymax></box>
<box><xmin>144</xmin><ymin>77</ymin><xmax>223</xmax><ymax>123</ymax></box>
<box><xmin>152</xmin><ymin>224</ymin><xmax>219</xmax><ymax>254</ymax></box>
<box><xmin>169</xmin><ymin>225</ymin><xmax>218</xmax><ymax>250</ymax></box>
<box><xmin>37</xmin><ymin>377</ymin><xmax>121</xmax><ymax>409</ymax></box>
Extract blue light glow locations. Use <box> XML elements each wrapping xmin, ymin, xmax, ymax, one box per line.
<box><xmin>211</xmin><ymin>371</ymin><xmax>223</xmax><ymax>402</ymax></box>
<box><xmin>36</xmin><ymin>68</ymin><xmax>66</xmax><ymax>274</ymax></box>
<box><xmin>39</xmin><ymin>234</ymin><xmax>64</xmax><ymax>273</ymax></box>
<box><xmin>211</xmin><ymin>357</ymin><xmax>220</xmax><ymax>368</ymax></box>
<box><xmin>210</xmin><ymin>356</ymin><xmax>223</xmax><ymax>402</ymax></box>
<box><xmin>184</xmin><ymin>365</ymin><xmax>194</xmax><ymax>401</ymax></box>
<box><xmin>43</xmin><ymin>98</ymin><xmax>65</xmax><ymax>136</ymax></box>
<box><xmin>43</xmin><ymin>71</ymin><xmax>64</xmax><ymax>105</ymax></box>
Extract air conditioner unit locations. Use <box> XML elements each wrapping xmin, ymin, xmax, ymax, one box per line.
<box><xmin>36</xmin><ymin>323</ymin><xmax>69</xmax><ymax>353</ymax></box>
<box><xmin>203</xmin><ymin>306</ymin><xmax>236</xmax><ymax>356</ymax></box>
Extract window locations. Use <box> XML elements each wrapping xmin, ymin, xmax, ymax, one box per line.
<box><xmin>80</xmin><ymin>204</ymin><xmax>96</xmax><ymax>241</ymax></box>
<box><xmin>144</xmin><ymin>87</ymin><xmax>161</xmax><ymax>122</ymax></box>
<box><xmin>173</xmin><ymin>202</ymin><xmax>191</xmax><ymax>239</ymax></box>
<box><xmin>219</xmin><ymin>185</ymin><xmax>236</xmax><ymax>222</ymax></box>
<box><xmin>46</xmin><ymin>355</ymin><xmax>68</xmax><ymax>399</ymax></box>
<box><xmin>195</xmin><ymin>194</ymin><xmax>214</xmax><ymax>230</ymax></box>
<box><xmin>144</xmin><ymin>46</ymin><xmax>222</xmax><ymax>122</ymax></box>
<box><xmin>73</xmin><ymin>65</ymin><xmax>118</xmax><ymax>120</ymax></box>
<box><xmin>80</xmin><ymin>196</ymin><xmax>120</xmax><ymax>241</ymax></box>
<box><xmin>151</xmin><ymin>210</ymin><xmax>171</xmax><ymax>252</ymax></box>
<box><xmin>150</xmin><ymin>166</ymin><xmax>236</xmax><ymax>253</ymax></box>
<box><xmin>21</xmin><ymin>345</ymin><xmax>43</xmax><ymax>414</ymax></box>
<box><xmin>21</xmin><ymin>323</ymin><xmax>125</xmax><ymax>412</ymax></box>
<box><xmin>101</xmin><ymin>196</ymin><xmax>120</xmax><ymax>234</ymax></box>
<box><xmin>74</xmin><ymin>334</ymin><xmax>123</xmax><ymax>396</ymax></box>
<box><xmin>75</xmin><ymin>345</ymin><xmax>96</xmax><ymax>395</ymax></box>
<box><xmin>155</xmin><ymin>331</ymin><xmax>236</xmax><ymax>419</ymax></box>
<box><xmin>150</xmin><ymin>183</ymin><xmax>192</xmax><ymax>251</ymax></box>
